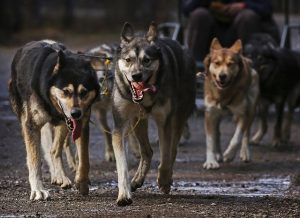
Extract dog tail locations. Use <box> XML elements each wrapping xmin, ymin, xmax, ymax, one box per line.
<box><xmin>8</xmin><ymin>49</ymin><xmax>23</xmax><ymax>118</ymax></box>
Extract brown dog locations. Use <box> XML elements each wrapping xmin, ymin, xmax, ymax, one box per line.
<box><xmin>203</xmin><ymin>38</ymin><xmax>259</xmax><ymax>169</ymax></box>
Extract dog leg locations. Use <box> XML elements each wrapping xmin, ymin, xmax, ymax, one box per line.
<box><xmin>131</xmin><ymin>119</ymin><xmax>152</xmax><ymax>192</ymax></box>
<box><xmin>282</xmin><ymin>86</ymin><xmax>300</xmax><ymax>143</ymax></box>
<box><xmin>240</xmin><ymin>128</ymin><xmax>251</xmax><ymax>162</ymax></box>
<box><xmin>223</xmin><ymin>118</ymin><xmax>244</xmax><ymax>162</ymax></box>
<box><xmin>63</xmin><ymin>134</ymin><xmax>77</xmax><ymax>172</ymax></box>
<box><xmin>272</xmin><ymin>101</ymin><xmax>285</xmax><ymax>147</ymax></box>
<box><xmin>94</xmin><ymin>108</ymin><xmax>114</xmax><ymax>162</ymax></box>
<box><xmin>251</xmin><ymin>101</ymin><xmax>269</xmax><ymax>145</ymax></box>
<box><xmin>156</xmin><ymin>116</ymin><xmax>183</xmax><ymax>194</ymax></box>
<box><xmin>203</xmin><ymin>109</ymin><xmax>222</xmax><ymax>169</ymax></box>
<box><xmin>179</xmin><ymin>122</ymin><xmax>191</xmax><ymax>145</ymax></box>
<box><xmin>112</xmin><ymin>126</ymin><xmax>132</xmax><ymax>206</ymax></box>
<box><xmin>74</xmin><ymin>115</ymin><xmax>90</xmax><ymax>196</ymax></box>
<box><xmin>128</xmin><ymin>132</ymin><xmax>141</xmax><ymax>159</ymax></box>
<box><xmin>50</xmin><ymin>124</ymin><xmax>72</xmax><ymax>189</ymax></box>
<box><xmin>41</xmin><ymin>123</ymin><xmax>55</xmax><ymax>180</ymax></box>
<box><xmin>21</xmin><ymin>115</ymin><xmax>49</xmax><ymax>200</ymax></box>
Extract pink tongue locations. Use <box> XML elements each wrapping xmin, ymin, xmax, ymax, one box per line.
<box><xmin>132</xmin><ymin>82</ymin><xmax>157</xmax><ymax>94</ymax></box>
<box><xmin>71</xmin><ymin>119</ymin><xmax>82</xmax><ymax>142</ymax></box>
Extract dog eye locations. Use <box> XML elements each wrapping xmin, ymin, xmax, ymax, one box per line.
<box><xmin>143</xmin><ymin>58</ymin><xmax>151</xmax><ymax>65</ymax></box>
<box><xmin>214</xmin><ymin>61</ymin><xmax>221</xmax><ymax>66</ymax></box>
<box><xmin>63</xmin><ymin>89</ymin><xmax>72</xmax><ymax>97</ymax></box>
<box><xmin>125</xmin><ymin>58</ymin><xmax>131</xmax><ymax>63</ymax></box>
<box><xmin>79</xmin><ymin>90</ymin><xmax>88</xmax><ymax>98</ymax></box>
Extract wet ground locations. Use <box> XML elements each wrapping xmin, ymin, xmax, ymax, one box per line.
<box><xmin>1</xmin><ymin>30</ymin><xmax>300</xmax><ymax>217</ymax></box>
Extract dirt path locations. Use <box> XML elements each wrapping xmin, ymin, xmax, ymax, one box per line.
<box><xmin>1</xmin><ymin>37</ymin><xmax>300</xmax><ymax>217</ymax></box>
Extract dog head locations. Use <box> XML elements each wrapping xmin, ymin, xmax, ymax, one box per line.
<box><xmin>49</xmin><ymin>50</ymin><xmax>99</xmax><ymax>140</ymax></box>
<box><xmin>117</xmin><ymin>22</ymin><xmax>160</xmax><ymax>103</ymax></box>
<box><xmin>244</xmin><ymin>33</ymin><xmax>278</xmax><ymax>68</ymax></box>
<box><xmin>88</xmin><ymin>44</ymin><xmax>117</xmax><ymax>97</ymax></box>
<box><xmin>243</xmin><ymin>34</ymin><xmax>278</xmax><ymax>83</ymax></box>
<box><xmin>204</xmin><ymin>38</ymin><xmax>243</xmax><ymax>90</ymax></box>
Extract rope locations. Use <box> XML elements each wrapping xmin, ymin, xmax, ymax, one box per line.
<box><xmin>97</xmin><ymin>106</ymin><xmax>144</xmax><ymax>137</ymax></box>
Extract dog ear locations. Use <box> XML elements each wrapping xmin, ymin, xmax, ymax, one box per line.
<box><xmin>210</xmin><ymin>38</ymin><xmax>222</xmax><ymax>51</ymax></box>
<box><xmin>53</xmin><ymin>50</ymin><xmax>65</xmax><ymax>73</ymax></box>
<box><xmin>121</xmin><ymin>22</ymin><xmax>134</xmax><ymax>44</ymax></box>
<box><xmin>230</xmin><ymin>39</ymin><xmax>242</xmax><ymax>54</ymax></box>
<box><xmin>203</xmin><ymin>55</ymin><xmax>211</xmax><ymax>76</ymax></box>
<box><xmin>146</xmin><ymin>21</ymin><xmax>158</xmax><ymax>42</ymax></box>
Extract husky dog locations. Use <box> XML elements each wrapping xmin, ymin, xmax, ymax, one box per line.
<box><xmin>62</xmin><ymin>44</ymin><xmax>141</xmax><ymax>170</ymax></box>
<box><xmin>111</xmin><ymin>22</ymin><xmax>196</xmax><ymax>206</ymax></box>
<box><xmin>9</xmin><ymin>40</ymin><xmax>99</xmax><ymax>200</ymax></box>
<box><xmin>203</xmin><ymin>38</ymin><xmax>259</xmax><ymax>169</ymax></box>
<box><xmin>84</xmin><ymin>44</ymin><xmax>117</xmax><ymax>162</ymax></box>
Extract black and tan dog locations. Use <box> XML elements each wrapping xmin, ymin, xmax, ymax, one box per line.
<box><xmin>203</xmin><ymin>38</ymin><xmax>259</xmax><ymax>169</ymax></box>
<box><xmin>244</xmin><ymin>36</ymin><xmax>300</xmax><ymax>146</ymax></box>
<box><xmin>9</xmin><ymin>40</ymin><xmax>99</xmax><ymax>200</ymax></box>
<box><xmin>111</xmin><ymin>22</ymin><xmax>196</xmax><ymax>206</ymax></box>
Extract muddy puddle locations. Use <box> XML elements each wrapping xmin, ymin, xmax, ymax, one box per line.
<box><xmin>89</xmin><ymin>176</ymin><xmax>290</xmax><ymax>198</ymax></box>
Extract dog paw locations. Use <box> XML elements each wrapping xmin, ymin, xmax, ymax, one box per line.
<box><xmin>216</xmin><ymin>153</ymin><xmax>223</xmax><ymax>162</ymax></box>
<box><xmin>117</xmin><ymin>197</ymin><xmax>133</xmax><ymax>206</ymax></box>
<box><xmin>250</xmin><ymin>139</ymin><xmax>260</xmax><ymax>145</ymax></box>
<box><xmin>30</xmin><ymin>189</ymin><xmax>50</xmax><ymax>201</ymax></box>
<box><xmin>157</xmin><ymin>174</ymin><xmax>172</xmax><ymax>194</ymax></box>
<box><xmin>75</xmin><ymin>181</ymin><xmax>89</xmax><ymax>196</ymax></box>
<box><xmin>223</xmin><ymin>149</ymin><xmax>236</xmax><ymax>163</ymax></box>
<box><xmin>240</xmin><ymin>149</ymin><xmax>251</xmax><ymax>162</ymax></box>
<box><xmin>203</xmin><ymin>160</ymin><xmax>220</xmax><ymax>169</ymax></box>
<box><xmin>105</xmin><ymin>151</ymin><xmax>115</xmax><ymax>162</ymax></box>
<box><xmin>271</xmin><ymin>139</ymin><xmax>282</xmax><ymax>147</ymax></box>
<box><xmin>159</xmin><ymin>184</ymin><xmax>171</xmax><ymax>194</ymax></box>
<box><xmin>51</xmin><ymin>175</ymin><xmax>72</xmax><ymax>189</ymax></box>
<box><xmin>131</xmin><ymin>180</ymin><xmax>144</xmax><ymax>192</ymax></box>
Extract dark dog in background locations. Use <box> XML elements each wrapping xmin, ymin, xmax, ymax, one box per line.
<box><xmin>111</xmin><ymin>22</ymin><xmax>196</xmax><ymax>206</ymax></box>
<box><xmin>9</xmin><ymin>40</ymin><xmax>99</xmax><ymax>200</ymax></box>
<box><xmin>244</xmin><ymin>34</ymin><xmax>300</xmax><ymax>146</ymax></box>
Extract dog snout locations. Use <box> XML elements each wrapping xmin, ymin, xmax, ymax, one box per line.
<box><xmin>132</xmin><ymin>72</ymin><xmax>143</xmax><ymax>82</ymax></box>
<box><xmin>219</xmin><ymin>74</ymin><xmax>227</xmax><ymax>82</ymax></box>
<box><xmin>70</xmin><ymin>108</ymin><xmax>82</xmax><ymax>119</ymax></box>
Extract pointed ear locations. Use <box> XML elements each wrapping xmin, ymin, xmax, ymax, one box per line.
<box><xmin>121</xmin><ymin>22</ymin><xmax>134</xmax><ymax>44</ymax></box>
<box><xmin>210</xmin><ymin>37</ymin><xmax>222</xmax><ymax>51</ymax></box>
<box><xmin>203</xmin><ymin>54</ymin><xmax>211</xmax><ymax>75</ymax></box>
<box><xmin>230</xmin><ymin>39</ymin><xmax>242</xmax><ymax>53</ymax></box>
<box><xmin>53</xmin><ymin>50</ymin><xmax>64</xmax><ymax>73</ymax></box>
<box><xmin>146</xmin><ymin>21</ymin><xmax>158</xmax><ymax>42</ymax></box>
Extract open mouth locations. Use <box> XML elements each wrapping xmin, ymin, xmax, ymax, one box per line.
<box><xmin>215</xmin><ymin>79</ymin><xmax>231</xmax><ymax>89</ymax></box>
<box><xmin>66</xmin><ymin>118</ymin><xmax>82</xmax><ymax>142</ymax></box>
<box><xmin>130</xmin><ymin>81</ymin><xmax>157</xmax><ymax>103</ymax></box>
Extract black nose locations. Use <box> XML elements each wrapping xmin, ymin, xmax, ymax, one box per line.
<box><xmin>71</xmin><ymin>108</ymin><xmax>82</xmax><ymax>119</ymax></box>
<box><xmin>219</xmin><ymin>74</ymin><xmax>227</xmax><ymax>82</ymax></box>
<box><xmin>132</xmin><ymin>73</ymin><xmax>143</xmax><ymax>82</ymax></box>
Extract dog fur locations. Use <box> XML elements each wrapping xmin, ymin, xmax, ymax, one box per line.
<box><xmin>203</xmin><ymin>38</ymin><xmax>259</xmax><ymax>169</ymax></box>
<box><xmin>9</xmin><ymin>40</ymin><xmax>99</xmax><ymax>200</ymax></box>
<box><xmin>111</xmin><ymin>22</ymin><xmax>196</xmax><ymax>206</ymax></box>
<box><xmin>244</xmin><ymin>36</ymin><xmax>300</xmax><ymax>146</ymax></box>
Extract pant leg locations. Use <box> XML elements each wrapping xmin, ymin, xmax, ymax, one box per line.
<box><xmin>185</xmin><ymin>8</ymin><xmax>214</xmax><ymax>62</ymax></box>
<box><xmin>229</xmin><ymin>9</ymin><xmax>262</xmax><ymax>45</ymax></box>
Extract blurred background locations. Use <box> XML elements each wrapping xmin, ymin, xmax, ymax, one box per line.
<box><xmin>0</xmin><ymin>0</ymin><xmax>299</xmax><ymax>46</ymax></box>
